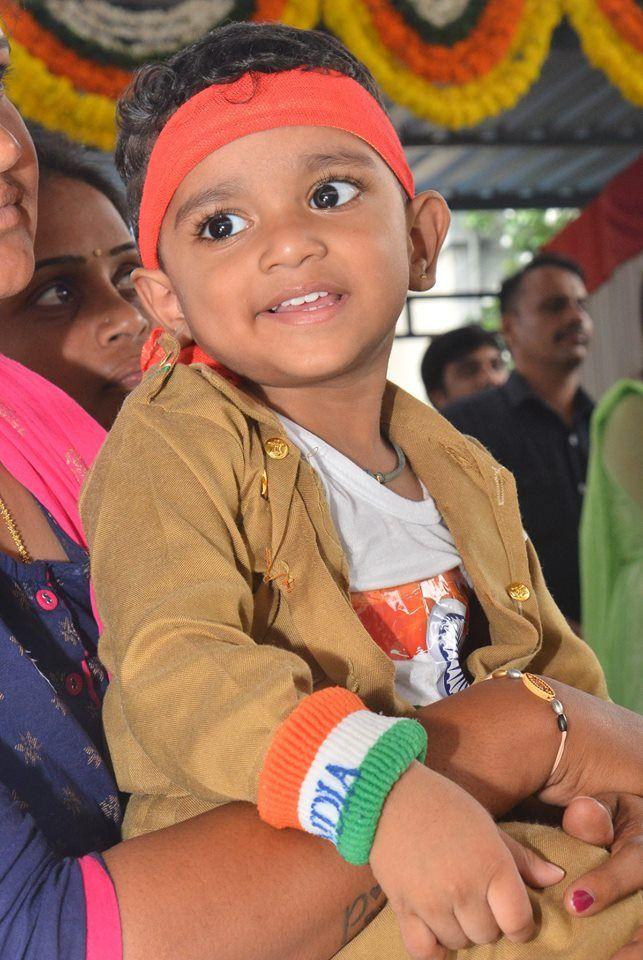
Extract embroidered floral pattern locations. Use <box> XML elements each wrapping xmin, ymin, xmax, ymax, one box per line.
<box><xmin>0</xmin><ymin>401</ymin><xmax>25</xmax><ymax>435</ymax></box>
<box><xmin>15</xmin><ymin>731</ymin><xmax>43</xmax><ymax>766</ymax></box>
<box><xmin>100</xmin><ymin>794</ymin><xmax>121</xmax><ymax>823</ymax></box>
<box><xmin>84</xmin><ymin>744</ymin><xmax>102</xmax><ymax>768</ymax></box>
<box><xmin>61</xmin><ymin>785</ymin><xmax>83</xmax><ymax>815</ymax></box>
<box><xmin>60</xmin><ymin>616</ymin><xmax>81</xmax><ymax>647</ymax></box>
<box><xmin>11</xmin><ymin>789</ymin><xmax>29</xmax><ymax>812</ymax></box>
<box><xmin>51</xmin><ymin>694</ymin><xmax>70</xmax><ymax>716</ymax></box>
<box><xmin>65</xmin><ymin>447</ymin><xmax>88</xmax><ymax>483</ymax></box>
<box><xmin>11</xmin><ymin>583</ymin><xmax>32</xmax><ymax>611</ymax></box>
<box><xmin>0</xmin><ymin>507</ymin><xmax>121</xmax><ymax>856</ymax></box>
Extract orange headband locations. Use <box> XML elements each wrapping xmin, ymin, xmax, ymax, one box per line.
<box><xmin>138</xmin><ymin>68</ymin><xmax>414</xmax><ymax>269</ymax></box>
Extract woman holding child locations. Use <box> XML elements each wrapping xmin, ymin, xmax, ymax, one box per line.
<box><xmin>0</xmin><ymin>19</ymin><xmax>641</xmax><ymax>960</ymax></box>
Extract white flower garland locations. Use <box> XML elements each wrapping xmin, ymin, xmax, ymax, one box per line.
<box><xmin>39</xmin><ymin>0</ymin><xmax>236</xmax><ymax>56</ymax></box>
<box><xmin>407</xmin><ymin>0</ymin><xmax>470</xmax><ymax>28</ymax></box>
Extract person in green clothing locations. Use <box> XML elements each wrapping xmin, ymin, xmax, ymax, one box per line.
<box><xmin>581</xmin><ymin>378</ymin><xmax>643</xmax><ymax>713</ymax></box>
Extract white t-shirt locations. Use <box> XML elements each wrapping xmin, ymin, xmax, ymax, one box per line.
<box><xmin>279</xmin><ymin>415</ymin><xmax>471</xmax><ymax>706</ymax></box>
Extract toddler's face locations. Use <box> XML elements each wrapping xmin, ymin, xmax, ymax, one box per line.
<box><xmin>140</xmin><ymin>125</ymin><xmax>444</xmax><ymax>389</ymax></box>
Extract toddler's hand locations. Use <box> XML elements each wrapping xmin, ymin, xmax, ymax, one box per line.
<box><xmin>370</xmin><ymin>762</ymin><xmax>562</xmax><ymax>960</ymax></box>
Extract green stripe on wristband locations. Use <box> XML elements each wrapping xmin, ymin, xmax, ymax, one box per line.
<box><xmin>336</xmin><ymin>718</ymin><xmax>428</xmax><ymax>865</ymax></box>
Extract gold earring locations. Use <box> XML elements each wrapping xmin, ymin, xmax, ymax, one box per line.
<box><xmin>420</xmin><ymin>270</ymin><xmax>428</xmax><ymax>281</ymax></box>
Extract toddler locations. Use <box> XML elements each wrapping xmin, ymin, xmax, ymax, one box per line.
<box><xmin>81</xmin><ymin>22</ymin><xmax>642</xmax><ymax>960</ymax></box>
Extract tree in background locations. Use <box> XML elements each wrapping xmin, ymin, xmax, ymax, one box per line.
<box><xmin>463</xmin><ymin>208</ymin><xmax>579</xmax><ymax>328</ymax></box>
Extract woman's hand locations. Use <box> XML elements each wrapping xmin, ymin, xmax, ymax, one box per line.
<box><xmin>562</xmin><ymin>794</ymin><xmax>643</xmax><ymax>917</ymax></box>
<box><xmin>538</xmin><ymin>686</ymin><xmax>643</xmax><ymax>807</ymax></box>
<box><xmin>561</xmin><ymin>794</ymin><xmax>643</xmax><ymax>960</ymax></box>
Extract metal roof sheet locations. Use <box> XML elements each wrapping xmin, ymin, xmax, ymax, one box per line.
<box><xmin>390</xmin><ymin>25</ymin><xmax>642</xmax><ymax>209</ymax></box>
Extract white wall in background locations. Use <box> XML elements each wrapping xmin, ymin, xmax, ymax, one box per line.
<box><xmin>582</xmin><ymin>252</ymin><xmax>643</xmax><ymax>400</ymax></box>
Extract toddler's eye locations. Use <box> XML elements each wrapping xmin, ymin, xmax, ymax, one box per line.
<box><xmin>34</xmin><ymin>283</ymin><xmax>74</xmax><ymax>306</ymax></box>
<box><xmin>199</xmin><ymin>213</ymin><xmax>247</xmax><ymax>240</ymax></box>
<box><xmin>310</xmin><ymin>181</ymin><xmax>359</xmax><ymax>210</ymax></box>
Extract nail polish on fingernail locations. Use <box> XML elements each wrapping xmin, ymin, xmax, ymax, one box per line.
<box><xmin>572</xmin><ymin>890</ymin><xmax>595</xmax><ymax>913</ymax></box>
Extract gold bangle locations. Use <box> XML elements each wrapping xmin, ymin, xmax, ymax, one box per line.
<box><xmin>484</xmin><ymin>669</ymin><xmax>568</xmax><ymax>778</ymax></box>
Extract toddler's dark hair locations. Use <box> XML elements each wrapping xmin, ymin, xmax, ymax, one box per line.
<box><xmin>116</xmin><ymin>22</ymin><xmax>383</xmax><ymax>241</ymax></box>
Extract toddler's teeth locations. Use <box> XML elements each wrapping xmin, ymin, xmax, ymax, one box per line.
<box><xmin>277</xmin><ymin>290</ymin><xmax>330</xmax><ymax>309</ymax></box>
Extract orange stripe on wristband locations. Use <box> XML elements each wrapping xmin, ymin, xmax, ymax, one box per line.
<box><xmin>258</xmin><ymin>687</ymin><xmax>364</xmax><ymax>830</ymax></box>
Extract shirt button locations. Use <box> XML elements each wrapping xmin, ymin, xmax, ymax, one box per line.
<box><xmin>64</xmin><ymin>672</ymin><xmax>83</xmax><ymax>696</ymax></box>
<box><xmin>568</xmin><ymin>433</ymin><xmax>579</xmax><ymax>447</ymax></box>
<box><xmin>507</xmin><ymin>582</ymin><xmax>531</xmax><ymax>602</ymax></box>
<box><xmin>36</xmin><ymin>588</ymin><xmax>59</xmax><ymax>611</ymax></box>
<box><xmin>264</xmin><ymin>437</ymin><xmax>290</xmax><ymax>460</ymax></box>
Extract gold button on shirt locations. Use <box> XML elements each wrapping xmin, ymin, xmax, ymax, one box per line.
<box><xmin>264</xmin><ymin>437</ymin><xmax>290</xmax><ymax>460</ymax></box>
<box><xmin>507</xmin><ymin>582</ymin><xmax>531</xmax><ymax>602</ymax></box>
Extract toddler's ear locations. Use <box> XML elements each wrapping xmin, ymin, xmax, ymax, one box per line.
<box><xmin>406</xmin><ymin>191</ymin><xmax>450</xmax><ymax>292</ymax></box>
<box><xmin>132</xmin><ymin>267</ymin><xmax>192</xmax><ymax>346</ymax></box>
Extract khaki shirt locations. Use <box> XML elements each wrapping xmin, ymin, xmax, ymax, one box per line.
<box><xmin>80</xmin><ymin>347</ymin><xmax>607</xmax><ymax>839</ymax></box>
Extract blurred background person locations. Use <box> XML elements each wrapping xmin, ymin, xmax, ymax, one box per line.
<box><xmin>421</xmin><ymin>323</ymin><xmax>508</xmax><ymax>409</ymax></box>
<box><xmin>443</xmin><ymin>253</ymin><xmax>593</xmax><ymax>631</ymax></box>
<box><xmin>0</xmin><ymin>129</ymin><xmax>148</xmax><ymax>430</ymax></box>
<box><xmin>580</xmin><ymin>379</ymin><xmax>643</xmax><ymax>713</ymax></box>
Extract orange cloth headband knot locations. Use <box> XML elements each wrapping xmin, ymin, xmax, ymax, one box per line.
<box><xmin>138</xmin><ymin>68</ymin><xmax>415</xmax><ymax>269</ymax></box>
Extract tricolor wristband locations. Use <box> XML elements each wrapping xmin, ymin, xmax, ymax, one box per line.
<box><xmin>258</xmin><ymin>688</ymin><xmax>427</xmax><ymax>865</ymax></box>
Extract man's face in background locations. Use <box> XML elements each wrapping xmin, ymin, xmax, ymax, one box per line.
<box><xmin>503</xmin><ymin>266</ymin><xmax>593</xmax><ymax>372</ymax></box>
<box><xmin>436</xmin><ymin>343</ymin><xmax>508</xmax><ymax>406</ymax></box>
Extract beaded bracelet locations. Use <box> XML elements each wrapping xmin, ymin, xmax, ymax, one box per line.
<box><xmin>484</xmin><ymin>669</ymin><xmax>568</xmax><ymax>779</ymax></box>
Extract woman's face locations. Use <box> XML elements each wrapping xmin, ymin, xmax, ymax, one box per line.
<box><xmin>0</xmin><ymin>32</ymin><xmax>38</xmax><ymax>298</ymax></box>
<box><xmin>0</xmin><ymin>174</ymin><xmax>149</xmax><ymax>429</ymax></box>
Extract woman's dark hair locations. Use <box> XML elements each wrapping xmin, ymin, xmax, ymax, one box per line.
<box><xmin>30</xmin><ymin>126</ymin><xmax>129</xmax><ymax>225</ymax></box>
<box><xmin>115</xmin><ymin>22</ymin><xmax>383</xmax><ymax>240</ymax></box>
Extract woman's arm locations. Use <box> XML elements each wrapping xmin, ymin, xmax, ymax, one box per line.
<box><xmin>0</xmin><ymin>784</ymin><xmax>99</xmax><ymax>960</ymax></box>
<box><xmin>4</xmin><ymin>677</ymin><xmax>640</xmax><ymax>960</ymax></box>
<box><xmin>104</xmin><ymin>679</ymin><xmax>643</xmax><ymax>960</ymax></box>
<box><xmin>0</xmin><ymin>780</ymin><xmax>385</xmax><ymax>960</ymax></box>
<box><xmin>418</xmin><ymin>675</ymin><xmax>643</xmax><ymax>816</ymax></box>
<box><xmin>105</xmin><ymin>803</ymin><xmax>384</xmax><ymax>960</ymax></box>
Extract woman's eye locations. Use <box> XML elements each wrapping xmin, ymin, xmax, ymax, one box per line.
<box><xmin>115</xmin><ymin>268</ymin><xmax>137</xmax><ymax>300</ymax></box>
<box><xmin>199</xmin><ymin>213</ymin><xmax>247</xmax><ymax>240</ymax></box>
<box><xmin>34</xmin><ymin>283</ymin><xmax>74</xmax><ymax>307</ymax></box>
<box><xmin>310</xmin><ymin>181</ymin><xmax>359</xmax><ymax>210</ymax></box>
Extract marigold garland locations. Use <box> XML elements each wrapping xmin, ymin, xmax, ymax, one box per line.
<box><xmin>20</xmin><ymin>0</ymin><xmax>318</xmax><ymax>68</ymax></box>
<box><xmin>1</xmin><ymin>0</ymin><xmax>321</xmax><ymax>149</ymax></box>
<box><xmin>4</xmin><ymin>37</ymin><xmax>118</xmax><ymax>150</ymax></box>
<box><xmin>2</xmin><ymin>0</ymin><xmax>132</xmax><ymax>99</ymax></box>
<box><xmin>566</xmin><ymin>0</ymin><xmax>643</xmax><ymax>105</ymax></box>
<box><xmin>361</xmin><ymin>0</ymin><xmax>525</xmax><ymax>84</ymax></box>
<box><xmin>23</xmin><ymin>0</ymin><xmax>254</xmax><ymax>68</ymax></box>
<box><xmin>597</xmin><ymin>0</ymin><xmax>643</xmax><ymax>52</ymax></box>
<box><xmin>383</xmin><ymin>0</ymin><xmax>488</xmax><ymax>47</ymax></box>
<box><xmin>2</xmin><ymin>0</ymin><xmax>641</xmax><ymax>145</ymax></box>
<box><xmin>324</xmin><ymin>0</ymin><xmax>564</xmax><ymax>128</ymax></box>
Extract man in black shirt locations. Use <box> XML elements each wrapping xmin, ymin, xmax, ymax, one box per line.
<box><xmin>443</xmin><ymin>254</ymin><xmax>594</xmax><ymax>629</ymax></box>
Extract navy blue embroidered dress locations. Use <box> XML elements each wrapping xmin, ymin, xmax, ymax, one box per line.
<box><xmin>0</xmin><ymin>509</ymin><xmax>122</xmax><ymax>958</ymax></box>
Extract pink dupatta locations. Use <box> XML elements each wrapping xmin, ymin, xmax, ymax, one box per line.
<box><xmin>0</xmin><ymin>355</ymin><xmax>106</xmax><ymax>546</ymax></box>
